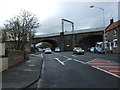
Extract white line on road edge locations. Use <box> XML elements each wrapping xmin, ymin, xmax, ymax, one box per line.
<box><xmin>37</xmin><ymin>60</ymin><xmax>45</xmax><ymax>89</ymax></box>
<box><xmin>54</xmin><ymin>58</ymin><xmax>65</xmax><ymax>66</ymax></box>
<box><xmin>73</xmin><ymin>59</ymin><xmax>85</xmax><ymax>64</ymax></box>
<box><xmin>92</xmin><ymin>66</ymin><xmax>120</xmax><ymax>78</ymax></box>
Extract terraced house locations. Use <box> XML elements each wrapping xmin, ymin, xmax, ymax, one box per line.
<box><xmin>105</xmin><ymin>19</ymin><xmax>120</xmax><ymax>54</ymax></box>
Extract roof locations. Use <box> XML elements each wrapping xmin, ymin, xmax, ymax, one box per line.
<box><xmin>105</xmin><ymin>20</ymin><xmax>120</xmax><ymax>31</ymax></box>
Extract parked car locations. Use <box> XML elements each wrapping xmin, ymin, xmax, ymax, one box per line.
<box><xmin>38</xmin><ymin>48</ymin><xmax>43</xmax><ymax>52</ymax></box>
<box><xmin>55</xmin><ymin>47</ymin><xmax>60</xmax><ymax>52</ymax></box>
<box><xmin>45</xmin><ymin>48</ymin><xmax>52</xmax><ymax>54</ymax></box>
<box><xmin>90</xmin><ymin>47</ymin><xmax>95</xmax><ymax>53</ymax></box>
<box><xmin>94</xmin><ymin>47</ymin><xmax>105</xmax><ymax>54</ymax></box>
<box><xmin>42</xmin><ymin>48</ymin><xmax>46</xmax><ymax>52</ymax></box>
<box><xmin>73</xmin><ymin>47</ymin><xmax>85</xmax><ymax>55</ymax></box>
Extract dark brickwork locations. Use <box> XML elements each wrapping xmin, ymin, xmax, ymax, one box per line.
<box><xmin>33</xmin><ymin>31</ymin><xmax>103</xmax><ymax>51</ymax></box>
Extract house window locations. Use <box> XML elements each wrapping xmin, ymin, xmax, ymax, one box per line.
<box><xmin>114</xmin><ymin>29</ymin><xmax>117</xmax><ymax>34</ymax></box>
<box><xmin>106</xmin><ymin>41</ymin><xmax>109</xmax><ymax>48</ymax></box>
<box><xmin>113</xmin><ymin>39</ymin><xmax>118</xmax><ymax>47</ymax></box>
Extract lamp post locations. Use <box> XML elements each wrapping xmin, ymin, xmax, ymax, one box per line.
<box><xmin>90</xmin><ymin>5</ymin><xmax>105</xmax><ymax>50</ymax></box>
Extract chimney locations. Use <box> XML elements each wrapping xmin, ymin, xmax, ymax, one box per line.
<box><xmin>110</xmin><ymin>18</ymin><xmax>114</xmax><ymax>24</ymax></box>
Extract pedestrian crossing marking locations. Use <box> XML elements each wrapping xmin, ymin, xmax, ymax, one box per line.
<box><xmin>86</xmin><ymin>59</ymin><xmax>120</xmax><ymax>78</ymax></box>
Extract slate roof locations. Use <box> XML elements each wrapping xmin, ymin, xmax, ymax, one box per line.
<box><xmin>105</xmin><ymin>20</ymin><xmax>120</xmax><ymax>31</ymax></box>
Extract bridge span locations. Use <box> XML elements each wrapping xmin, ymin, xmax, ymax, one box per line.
<box><xmin>33</xmin><ymin>27</ymin><xmax>105</xmax><ymax>51</ymax></box>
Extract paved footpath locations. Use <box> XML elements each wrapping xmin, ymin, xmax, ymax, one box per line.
<box><xmin>2</xmin><ymin>54</ymin><xmax>43</xmax><ymax>90</ymax></box>
<box><xmin>86</xmin><ymin>58</ymin><xmax>120</xmax><ymax>78</ymax></box>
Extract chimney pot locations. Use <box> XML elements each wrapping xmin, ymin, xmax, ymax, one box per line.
<box><xmin>110</xmin><ymin>18</ymin><xmax>114</xmax><ymax>24</ymax></box>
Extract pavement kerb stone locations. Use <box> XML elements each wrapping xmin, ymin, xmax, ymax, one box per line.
<box><xmin>2</xmin><ymin>54</ymin><xmax>44</xmax><ymax>90</ymax></box>
<box><xmin>22</xmin><ymin>55</ymin><xmax>44</xmax><ymax>90</ymax></box>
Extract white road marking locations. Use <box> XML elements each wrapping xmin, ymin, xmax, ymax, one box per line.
<box><xmin>71</xmin><ymin>55</ymin><xmax>77</xmax><ymax>57</ymax></box>
<box><xmin>87</xmin><ymin>63</ymin><xmax>119</xmax><ymax>65</ymax></box>
<box><xmin>73</xmin><ymin>59</ymin><xmax>85</xmax><ymax>64</ymax></box>
<box><xmin>54</xmin><ymin>58</ymin><xmax>65</xmax><ymax>66</ymax></box>
<box><xmin>62</xmin><ymin>55</ymin><xmax>86</xmax><ymax>64</ymax></box>
<box><xmin>98</xmin><ymin>66</ymin><xmax>120</xmax><ymax>68</ymax></box>
<box><xmin>26</xmin><ymin>60</ymin><xmax>37</xmax><ymax>63</ymax></box>
<box><xmin>23</xmin><ymin>69</ymin><xmax>32</xmax><ymax>71</ymax></box>
<box><xmin>29</xmin><ymin>64</ymin><xmax>35</xmax><ymax>67</ymax></box>
<box><xmin>63</xmin><ymin>55</ymin><xmax>69</xmax><ymax>59</ymax></box>
<box><xmin>109</xmin><ymin>70</ymin><xmax>120</xmax><ymax>72</ymax></box>
<box><xmin>41</xmin><ymin>54</ymin><xmax>43</xmax><ymax>58</ymax></box>
<box><xmin>92</xmin><ymin>66</ymin><xmax>120</xmax><ymax>78</ymax></box>
<box><xmin>85</xmin><ymin>59</ymin><xmax>97</xmax><ymax>63</ymax></box>
<box><xmin>63</xmin><ymin>58</ymin><xmax>72</xmax><ymax>63</ymax></box>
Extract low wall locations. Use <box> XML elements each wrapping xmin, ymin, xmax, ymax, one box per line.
<box><xmin>0</xmin><ymin>43</ymin><xmax>5</xmax><ymax>56</ymax></box>
<box><xmin>8</xmin><ymin>50</ymin><xmax>26</xmax><ymax>68</ymax></box>
<box><xmin>105</xmin><ymin>47</ymin><xmax>119</xmax><ymax>54</ymax></box>
<box><xmin>0</xmin><ymin>42</ymin><xmax>8</xmax><ymax>72</ymax></box>
<box><xmin>0</xmin><ymin>57</ymin><xmax>8</xmax><ymax>72</ymax></box>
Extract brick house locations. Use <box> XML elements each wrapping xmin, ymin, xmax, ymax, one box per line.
<box><xmin>105</xmin><ymin>19</ymin><xmax>120</xmax><ymax>53</ymax></box>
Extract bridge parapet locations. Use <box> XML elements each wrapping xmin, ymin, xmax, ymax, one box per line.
<box><xmin>35</xmin><ymin>27</ymin><xmax>105</xmax><ymax>38</ymax></box>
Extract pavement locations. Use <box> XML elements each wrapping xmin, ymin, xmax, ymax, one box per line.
<box><xmin>2</xmin><ymin>53</ymin><xmax>43</xmax><ymax>90</ymax></box>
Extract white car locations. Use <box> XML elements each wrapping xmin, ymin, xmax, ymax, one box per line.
<box><xmin>45</xmin><ymin>48</ymin><xmax>52</xmax><ymax>54</ymax></box>
<box><xmin>90</xmin><ymin>47</ymin><xmax>95</xmax><ymax>53</ymax></box>
<box><xmin>73</xmin><ymin>47</ymin><xmax>85</xmax><ymax>55</ymax></box>
<box><xmin>55</xmin><ymin>47</ymin><xmax>60</xmax><ymax>52</ymax></box>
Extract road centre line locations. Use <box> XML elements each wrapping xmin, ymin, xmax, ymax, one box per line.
<box><xmin>54</xmin><ymin>58</ymin><xmax>65</xmax><ymax>66</ymax></box>
<box><xmin>63</xmin><ymin>55</ymin><xmax>69</xmax><ymax>59</ymax></box>
<box><xmin>63</xmin><ymin>58</ymin><xmax>72</xmax><ymax>63</ymax></box>
<box><xmin>86</xmin><ymin>59</ymin><xmax>97</xmax><ymax>63</ymax></box>
<box><xmin>71</xmin><ymin>55</ymin><xmax>77</xmax><ymax>57</ymax></box>
<box><xmin>92</xmin><ymin>66</ymin><xmax>120</xmax><ymax>78</ymax></box>
<box><xmin>62</xmin><ymin>55</ymin><xmax>85</xmax><ymax>64</ymax></box>
<box><xmin>73</xmin><ymin>59</ymin><xmax>85</xmax><ymax>64</ymax></box>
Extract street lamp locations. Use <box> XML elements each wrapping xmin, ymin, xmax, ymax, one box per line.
<box><xmin>90</xmin><ymin>5</ymin><xmax>105</xmax><ymax>50</ymax></box>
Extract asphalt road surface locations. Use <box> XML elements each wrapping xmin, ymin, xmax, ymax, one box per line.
<box><xmin>36</xmin><ymin>52</ymin><xmax>119</xmax><ymax>88</ymax></box>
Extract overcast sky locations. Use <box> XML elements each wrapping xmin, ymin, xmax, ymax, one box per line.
<box><xmin>0</xmin><ymin>0</ymin><xmax>119</xmax><ymax>35</ymax></box>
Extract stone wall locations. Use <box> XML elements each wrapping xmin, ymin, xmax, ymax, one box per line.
<box><xmin>8</xmin><ymin>50</ymin><xmax>26</xmax><ymax>68</ymax></box>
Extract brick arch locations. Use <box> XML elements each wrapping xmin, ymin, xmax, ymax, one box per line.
<box><xmin>78</xmin><ymin>35</ymin><xmax>103</xmax><ymax>51</ymax></box>
<box><xmin>35</xmin><ymin>39</ymin><xmax>58</xmax><ymax>50</ymax></box>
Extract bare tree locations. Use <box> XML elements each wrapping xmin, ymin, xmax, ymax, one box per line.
<box><xmin>3</xmin><ymin>10</ymin><xmax>40</xmax><ymax>50</ymax></box>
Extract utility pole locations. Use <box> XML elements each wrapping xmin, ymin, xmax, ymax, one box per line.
<box><xmin>61</xmin><ymin>19</ymin><xmax>74</xmax><ymax>50</ymax></box>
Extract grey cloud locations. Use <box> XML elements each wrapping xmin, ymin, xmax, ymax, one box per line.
<box><xmin>36</xmin><ymin>2</ymin><xmax>118</xmax><ymax>35</ymax></box>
